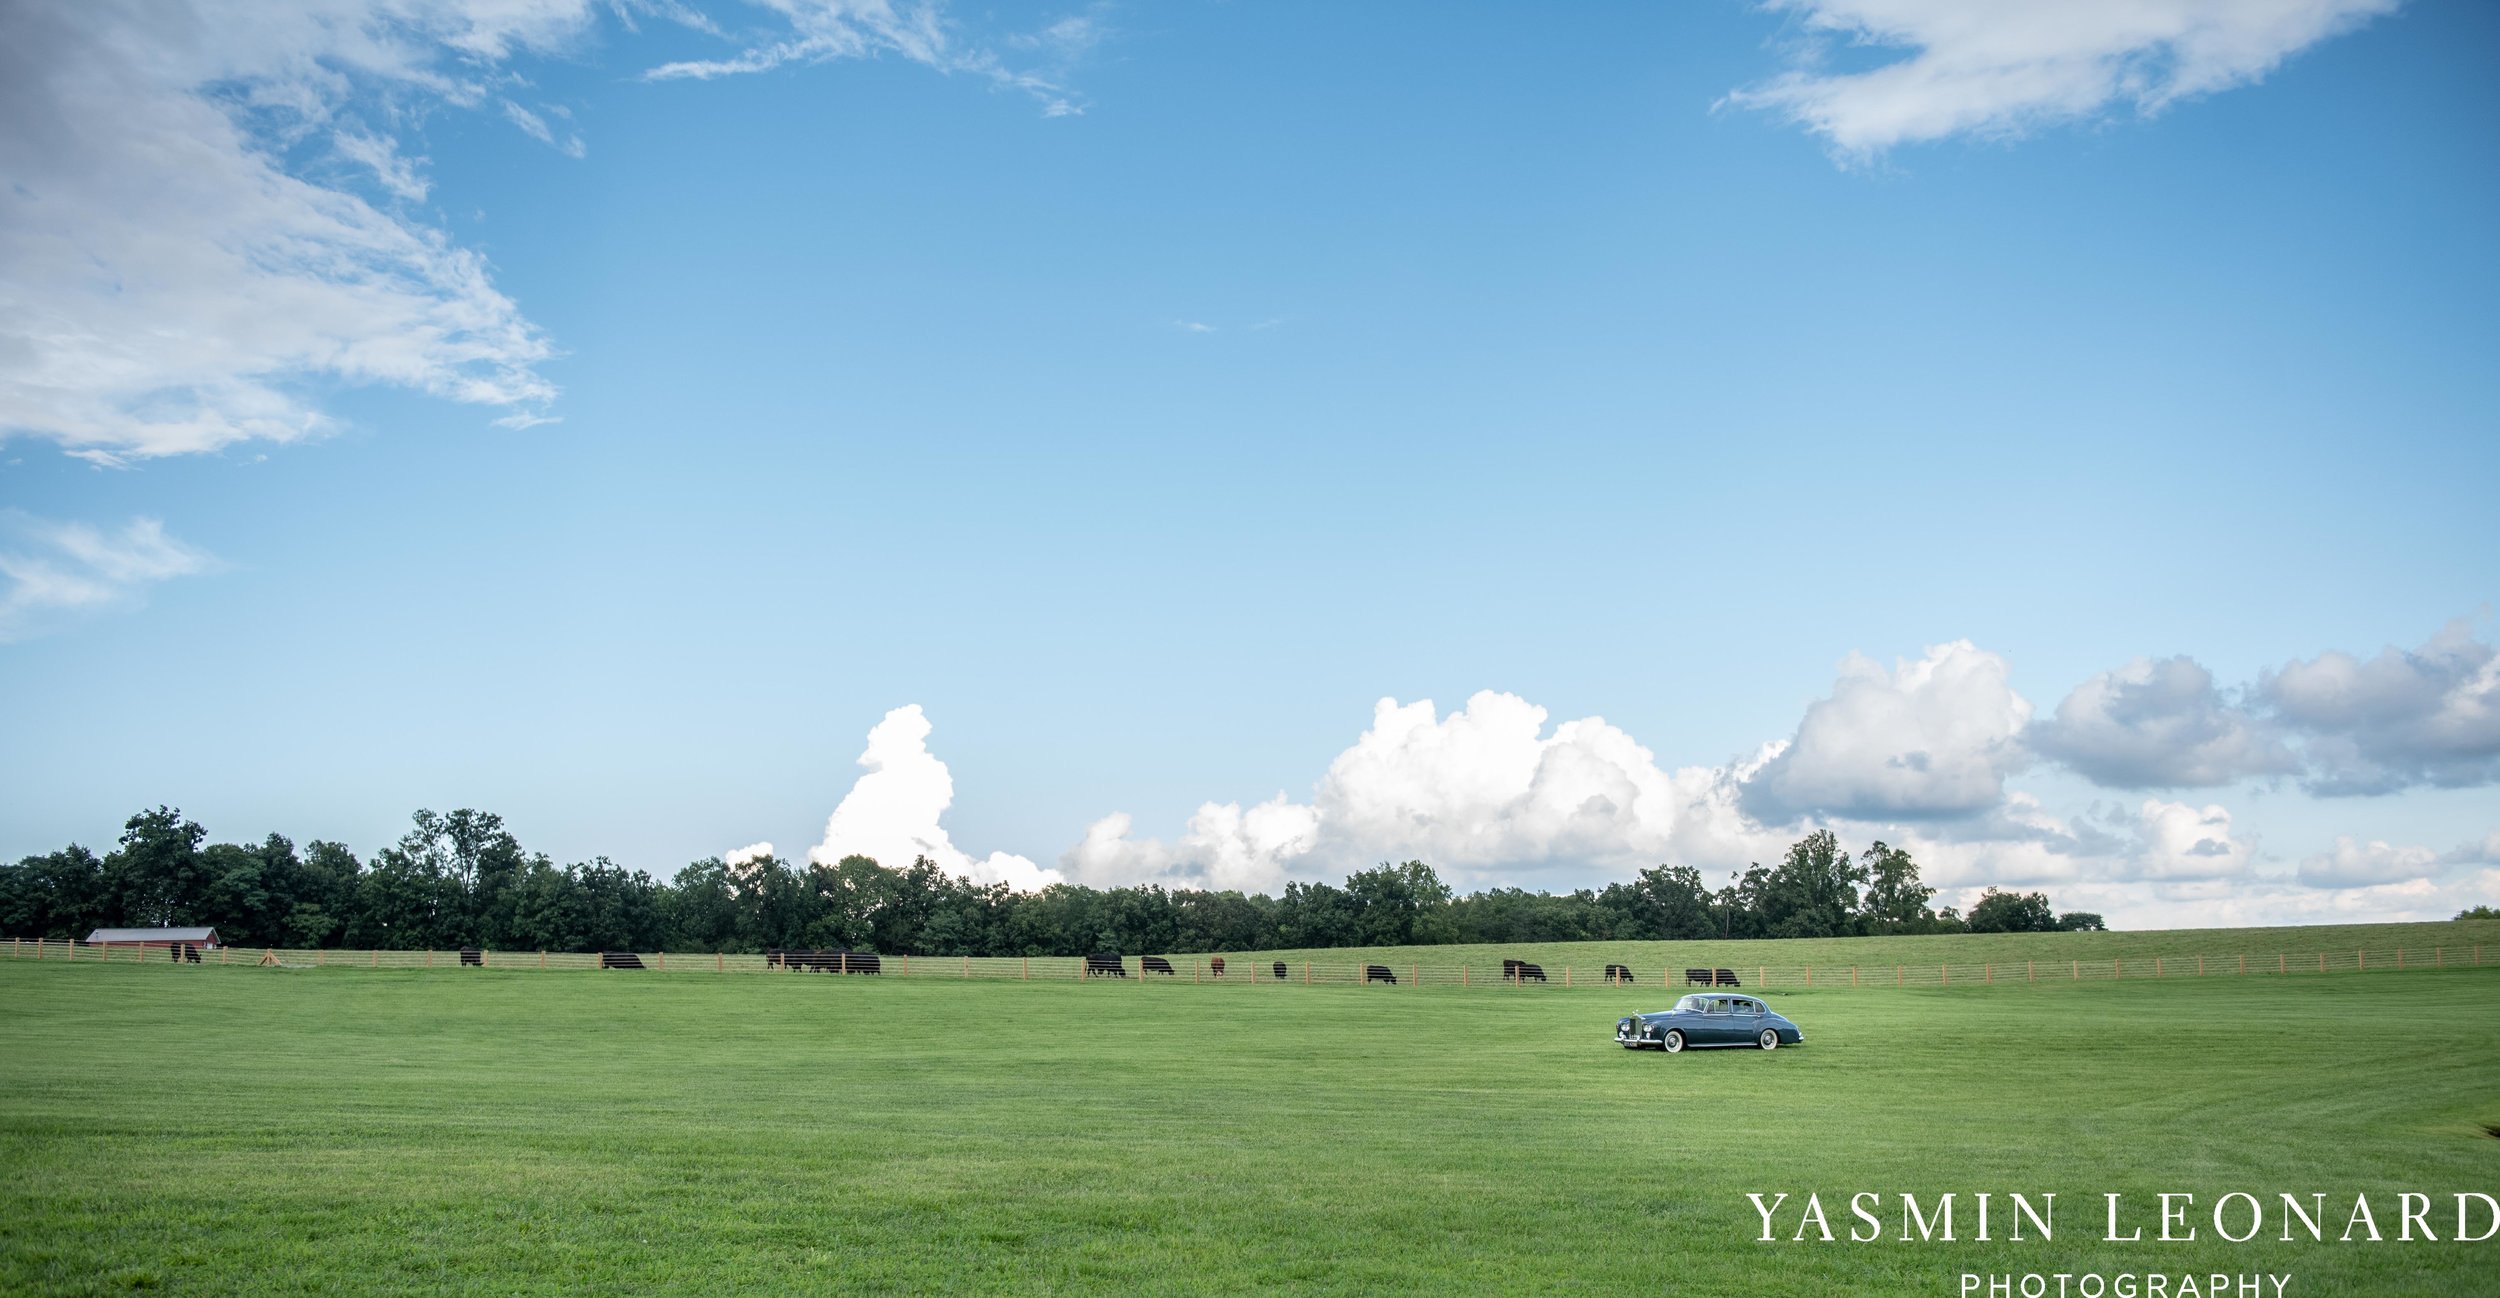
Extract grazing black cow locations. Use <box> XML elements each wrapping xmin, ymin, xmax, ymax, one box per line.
<box><xmin>600</xmin><ymin>951</ymin><xmax>646</xmax><ymax>969</ymax></box>
<box><xmin>1142</xmin><ymin>956</ymin><xmax>1176</xmax><ymax>975</ymax></box>
<box><xmin>459</xmin><ymin>948</ymin><xmax>483</xmax><ymax>967</ymax></box>
<box><xmin>1605</xmin><ymin>963</ymin><xmax>1634</xmax><ymax>983</ymax></box>
<box><xmin>1684</xmin><ymin>967</ymin><xmax>1714</xmax><ymax>986</ymax></box>
<box><xmin>171</xmin><ymin>943</ymin><xmax>201</xmax><ymax>963</ymax></box>
<box><xmin>1272</xmin><ymin>960</ymin><xmax>1288</xmax><ymax>980</ymax></box>
<box><xmin>1209</xmin><ymin>956</ymin><xmax>1226</xmax><ymax>977</ymax></box>
<box><xmin>1503</xmin><ymin>959</ymin><xmax>1547</xmax><ymax>983</ymax></box>
<box><xmin>1364</xmin><ymin>964</ymin><xmax>1397</xmax><ymax>984</ymax></box>
<box><xmin>1084</xmin><ymin>952</ymin><xmax>1127</xmax><ymax>978</ymax></box>
<box><xmin>1713</xmin><ymin>968</ymin><xmax>1741</xmax><ymax>986</ymax></box>
<box><xmin>841</xmin><ymin>951</ymin><xmax>883</xmax><ymax>975</ymax></box>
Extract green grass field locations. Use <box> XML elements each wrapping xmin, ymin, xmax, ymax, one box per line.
<box><xmin>3</xmin><ymin>956</ymin><xmax>2496</xmax><ymax>1296</ymax></box>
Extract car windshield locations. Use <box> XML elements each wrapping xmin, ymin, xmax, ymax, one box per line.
<box><xmin>1675</xmin><ymin>995</ymin><xmax>1709</xmax><ymax>1013</ymax></box>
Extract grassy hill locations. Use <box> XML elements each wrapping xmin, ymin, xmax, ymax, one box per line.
<box><xmin>3</xmin><ymin>959</ymin><xmax>2495</xmax><ymax>1296</ymax></box>
<box><xmin>1201</xmin><ymin>917</ymin><xmax>2500</xmax><ymax>985</ymax></box>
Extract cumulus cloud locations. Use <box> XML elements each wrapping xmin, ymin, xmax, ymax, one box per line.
<box><xmin>0</xmin><ymin>513</ymin><xmax>215</xmax><ymax>641</ymax></box>
<box><xmin>2297</xmin><ymin>834</ymin><xmax>2438</xmax><ymax>889</ymax></box>
<box><xmin>2031</xmin><ymin>655</ymin><xmax>2296</xmax><ymax>788</ymax></box>
<box><xmin>2258</xmin><ymin>618</ymin><xmax>2500</xmax><ymax>794</ymax></box>
<box><xmin>1062</xmin><ymin>691</ymin><xmax>1783</xmax><ymax>893</ymax></box>
<box><xmin>1725</xmin><ymin>0</ymin><xmax>2401</xmax><ymax>158</ymax></box>
<box><xmin>811</xmin><ymin>705</ymin><xmax>1064</xmax><ymax>891</ymax></box>
<box><xmin>2129</xmin><ymin>799</ymin><xmax>2255</xmax><ymax>880</ymax></box>
<box><xmin>1742</xmin><ymin>641</ymin><xmax>2032</xmax><ymax>823</ymax></box>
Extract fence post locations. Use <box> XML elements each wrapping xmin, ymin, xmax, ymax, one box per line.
<box><xmin>2155</xmin><ymin>958</ymin><xmax>2162</xmax><ymax>978</ymax></box>
<box><xmin>1985</xmin><ymin>964</ymin><xmax>1992</xmax><ymax>983</ymax></box>
<box><xmin>1940</xmin><ymin>963</ymin><xmax>1947</xmax><ymax>986</ymax></box>
<box><xmin>538</xmin><ymin>951</ymin><xmax>545</xmax><ymax>969</ymax></box>
<box><xmin>2396</xmin><ymin>949</ymin><xmax>2404</xmax><ymax>970</ymax></box>
<box><xmin>1303</xmin><ymin>962</ymin><xmax>1310</xmax><ymax>984</ymax></box>
<box><xmin>658</xmin><ymin>952</ymin><xmax>666</xmax><ymax>971</ymax></box>
<box><xmin>1895</xmin><ymin>965</ymin><xmax>1901</xmax><ymax>987</ymax></box>
<box><xmin>1565</xmin><ymin>967</ymin><xmax>1572</xmax><ymax>987</ymax></box>
<box><xmin>1463</xmin><ymin>965</ymin><xmax>1469</xmax><ymax>987</ymax></box>
<box><xmin>1411</xmin><ymin>963</ymin><xmax>1418</xmax><ymax>986</ymax></box>
<box><xmin>1852</xmin><ymin>966</ymin><xmax>1858</xmax><ymax>987</ymax></box>
<box><xmin>2027</xmin><ymin>960</ymin><xmax>2033</xmax><ymax>982</ymax></box>
<box><xmin>2357</xmin><ymin>949</ymin><xmax>2365</xmax><ymax>972</ymax></box>
<box><xmin>2196</xmin><ymin>955</ymin><xmax>2203</xmax><ymax>977</ymax></box>
<box><xmin>2279</xmin><ymin>953</ymin><xmax>2285</xmax><ymax>975</ymax></box>
<box><xmin>1022</xmin><ymin>957</ymin><xmax>1029</xmax><ymax>981</ymax></box>
<box><xmin>2238</xmin><ymin>954</ymin><xmax>2245</xmax><ymax>976</ymax></box>
<box><xmin>1759</xmin><ymin>965</ymin><xmax>1765</xmax><ymax>988</ymax></box>
<box><xmin>1806</xmin><ymin>966</ymin><xmax>1812</xmax><ymax>987</ymax></box>
<box><xmin>2071</xmin><ymin>960</ymin><xmax>2077</xmax><ymax>981</ymax></box>
<box><xmin>2317</xmin><ymin>952</ymin><xmax>2324</xmax><ymax>973</ymax></box>
<box><xmin>903</xmin><ymin>954</ymin><xmax>910</xmax><ymax>976</ymax></box>
<box><xmin>2435</xmin><ymin>947</ymin><xmax>2443</xmax><ymax>967</ymax></box>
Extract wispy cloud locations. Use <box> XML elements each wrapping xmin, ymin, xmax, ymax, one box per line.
<box><xmin>501</xmin><ymin>100</ymin><xmax>588</xmax><ymax>158</ymax></box>
<box><xmin>1725</xmin><ymin>0</ymin><xmax>2402</xmax><ymax>160</ymax></box>
<box><xmin>1171</xmin><ymin>321</ymin><xmax>1218</xmax><ymax>334</ymax></box>
<box><xmin>0</xmin><ymin>513</ymin><xmax>215</xmax><ymax>642</ymax></box>
<box><xmin>642</xmin><ymin>0</ymin><xmax>1095</xmax><ymax>117</ymax></box>
<box><xmin>0</xmin><ymin>0</ymin><xmax>1095</xmax><ymax>468</ymax></box>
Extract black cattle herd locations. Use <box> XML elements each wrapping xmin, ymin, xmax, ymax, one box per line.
<box><xmin>349</xmin><ymin>945</ymin><xmax>1731</xmax><ymax>985</ymax></box>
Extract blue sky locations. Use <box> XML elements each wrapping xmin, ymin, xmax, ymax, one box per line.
<box><xmin>3</xmin><ymin>0</ymin><xmax>2495</xmax><ymax>926</ymax></box>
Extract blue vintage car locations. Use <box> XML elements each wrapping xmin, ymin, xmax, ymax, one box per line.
<box><xmin>1616</xmin><ymin>993</ymin><xmax>1803</xmax><ymax>1052</ymax></box>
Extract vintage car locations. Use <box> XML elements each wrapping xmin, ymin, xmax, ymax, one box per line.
<box><xmin>1615</xmin><ymin>993</ymin><xmax>1802</xmax><ymax>1052</ymax></box>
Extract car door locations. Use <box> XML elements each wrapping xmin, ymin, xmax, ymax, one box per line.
<box><xmin>1729</xmin><ymin>998</ymin><xmax>1765</xmax><ymax>1044</ymax></box>
<box><xmin>1696</xmin><ymin>997</ymin><xmax>1737</xmax><ymax>1044</ymax></box>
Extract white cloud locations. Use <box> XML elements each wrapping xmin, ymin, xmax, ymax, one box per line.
<box><xmin>811</xmin><ymin>705</ymin><xmax>1064</xmax><ymax>891</ymax></box>
<box><xmin>1065</xmin><ymin>691</ymin><xmax>1790</xmax><ymax>892</ymax></box>
<box><xmin>1725</xmin><ymin>0</ymin><xmax>2401</xmax><ymax>158</ymax></box>
<box><xmin>642</xmin><ymin>0</ymin><xmax>1088</xmax><ymax>116</ymax></box>
<box><xmin>500</xmin><ymin>100</ymin><xmax>587</xmax><ymax>157</ymax></box>
<box><xmin>0</xmin><ymin>513</ymin><xmax>215</xmax><ymax>641</ymax></box>
<box><xmin>1742</xmin><ymin>641</ymin><xmax>2032</xmax><ymax>822</ymax></box>
<box><xmin>2297</xmin><ymin>834</ymin><xmax>2438</xmax><ymax>889</ymax></box>
<box><xmin>0</xmin><ymin>0</ymin><xmax>585</xmax><ymax>463</ymax></box>
<box><xmin>2031</xmin><ymin>655</ymin><xmax>2295</xmax><ymax>788</ymax></box>
<box><xmin>2130</xmin><ymin>798</ymin><xmax>2254</xmax><ymax>880</ymax></box>
<box><xmin>2259</xmin><ymin>618</ymin><xmax>2500</xmax><ymax>794</ymax></box>
<box><xmin>0</xmin><ymin>0</ymin><xmax>1088</xmax><ymax>466</ymax></box>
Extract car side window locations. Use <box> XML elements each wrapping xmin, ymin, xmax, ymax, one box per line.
<box><xmin>1738</xmin><ymin>1000</ymin><xmax>1758</xmax><ymax>1014</ymax></box>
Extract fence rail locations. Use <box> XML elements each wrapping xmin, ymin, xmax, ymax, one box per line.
<box><xmin>3</xmin><ymin>936</ymin><xmax>2487</xmax><ymax>989</ymax></box>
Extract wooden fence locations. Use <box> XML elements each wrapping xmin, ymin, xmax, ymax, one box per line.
<box><xmin>3</xmin><ymin>936</ymin><xmax>2488</xmax><ymax>989</ymax></box>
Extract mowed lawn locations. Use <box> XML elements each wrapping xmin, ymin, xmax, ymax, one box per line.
<box><xmin>2</xmin><ymin>962</ymin><xmax>2496</xmax><ymax>1297</ymax></box>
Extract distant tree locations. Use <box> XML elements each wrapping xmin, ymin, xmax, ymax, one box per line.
<box><xmin>1596</xmin><ymin>865</ymin><xmax>1717</xmax><ymax>940</ymax></box>
<box><xmin>1344</xmin><ymin>860</ymin><xmax>1457</xmax><ymax>946</ymax></box>
<box><xmin>106</xmin><ymin>807</ymin><xmax>212</xmax><ymax>928</ymax></box>
<box><xmin>1857</xmin><ymin>841</ymin><xmax>1937</xmax><ymax>933</ymax></box>
<box><xmin>1966</xmin><ymin>888</ymin><xmax>2058</xmax><ymax>933</ymax></box>
<box><xmin>0</xmin><ymin>845</ymin><xmax>110</xmax><ymax>939</ymax></box>
<box><xmin>1276</xmin><ymin>880</ymin><xmax>1360</xmax><ymax>949</ymax></box>
<box><xmin>2056</xmin><ymin>911</ymin><xmax>2108</xmax><ymax>931</ymax></box>
<box><xmin>1734</xmin><ymin>830</ymin><xmax>1866</xmax><ymax>939</ymax></box>
<box><xmin>2454</xmin><ymin>904</ymin><xmax>2498</xmax><ymax>920</ymax></box>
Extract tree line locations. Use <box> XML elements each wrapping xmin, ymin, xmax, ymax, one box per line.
<box><xmin>0</xmin><ymin>808</ymin><xmax>2106</xmax><ymax>956</ymax></box>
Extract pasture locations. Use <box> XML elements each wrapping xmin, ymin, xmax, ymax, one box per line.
<box><xmin>2</xmin><ymin>958</ymin><xmax>2495</xmax><ymax>1296</ymax></box>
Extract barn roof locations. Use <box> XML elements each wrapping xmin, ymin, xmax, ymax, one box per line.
<box><xmin>85</xmin><ymin>927</ymin><xmax>219</xmax><ymax>943</ymax></box>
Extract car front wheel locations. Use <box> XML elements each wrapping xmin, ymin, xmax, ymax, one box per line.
<box><xmin>1757</xmin><ymin>1028</ymin><xmax>1780</xmax><ymax>1051</ymax></box>
<box><xmin>1662</xmin><ymin>1029</ymin><xmax>1685</xmax><ymax>1054</ymax></box>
